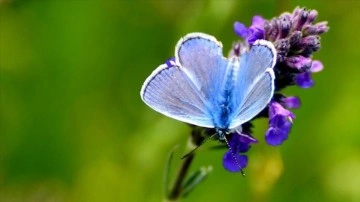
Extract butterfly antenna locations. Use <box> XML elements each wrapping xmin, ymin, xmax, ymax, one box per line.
<box><xmin>223</xmin><ymin>135</ymin><xmax>245</xmax><ymax>177</ymax></box>
<box><xmin>181</xmin><ymin>133</ymin><xmax>217</xmax><ymax>159</ymax></box>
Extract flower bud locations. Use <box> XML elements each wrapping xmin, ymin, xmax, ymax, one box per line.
<box><xmin>285</xmin><ymin>55</ymin><xmax>312</xmax><ymax>71</ymax></box>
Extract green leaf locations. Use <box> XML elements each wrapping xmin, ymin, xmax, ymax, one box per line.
<box><xmin>181</xmin><ymin>166</ymin><xmax>213</xmax><ymax>198</ymax></box>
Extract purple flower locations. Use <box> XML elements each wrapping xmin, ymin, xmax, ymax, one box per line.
<box><xmin>234</xmin><ymin>15</ymin><xmax>265</xmax><ymax>44</ymax></box>
<box><xmin>310</xmin><ymin>60</ymin><xmax>324</xmax><ymax>72</ymax></box>
<box><xmin>303</xmin><ymin>22</ymin><xmax>329</xmax><ymax>36</ymax></box>
<box><xmin>223</xmin><ymin>133</ymin><xmax>257</xmax><ymax>172</ymax></box>
<box><xmin>223</xmin><ymin>6</ymin><xmax>328</xmax><ymax>173</ymax></box>
<box><xmin>269</xmin><ymin>101</ymin><xmax>295</xmax><ymax>120</ymax></box>
<box><xmin>296</xmin><ymin>72</ymin><xmax>314</xmax><ymax>88</ymax></box>
<box><xmin>223</xmin><ymin>152</ymin><xmax>248</xmax><ymax>173</ymax></box>
<box><xmin>282</xmin><ymin>96</ymin><xmax>301</xmax><ymax>109</ymax></box>
<box><xmin>295</xmin><ymin>60</ymin><xmax>324</xmax><ymax>88</ymax></box>
<box><xmin>232</xmin><ymin>7</ymin><xmax>328</xmax><ymax>92</ymax></box>
<box><xmin>165</xmin><ymin>57</ymin><xmax>176</xmax><ymax>67</ymax></box>
<box><xmin>285</xmin><ymin>55</ymin><xmax>312</xmax><ymax>71</ymax></box>
<box><xmin>265</xmin><ymin>101</ymin><xmax>295</xmax><ymax>146</ymax></box>
<box><xmin>266</xmin><ymin>116</ymin><xmax>292</xmax><ymax>145</ymax></box>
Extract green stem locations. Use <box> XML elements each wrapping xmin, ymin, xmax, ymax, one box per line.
<box><xmin>166</xmin><ymin>152</ymin><xmax>194</xmax><ymax>201</ymax></box>
<box><xmin>164</xmin><ymin>127</ymin><xmax>204</xmax><ymax>202</ymax></box>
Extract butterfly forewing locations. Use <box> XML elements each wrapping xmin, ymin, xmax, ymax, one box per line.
<box><xmin>141</xmin><ymin>63</ymin><xmax>214</xmax><ymax>128</ymax></box>
<box><xmin>176</xmin><ymin>33</ymin><xmax>229</xmax><ymax>103</ymax></box>
<box><xmin>229</xmin><ymin>40</ymin><xmax>276</xmax><ymax>129</ymax></box>
<box><xmin>141</xmin><ymin>33</ymin><xmax>232</xmax><ymax>128</ymax></box>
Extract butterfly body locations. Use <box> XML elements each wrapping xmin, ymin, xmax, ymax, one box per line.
<box><xmin>207</xmin><ymin>57</ymin><xmax>238</xmax><ymax>131</ymax></box>
<box><xmin>141</xmin><ymin>33</ymin><xmax>276</xmax><ymax>138</ymax></box>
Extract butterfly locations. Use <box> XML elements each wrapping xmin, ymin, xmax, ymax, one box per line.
<box><xmin>140</xmin><ymin>32</ymin><xmax>276</xmax><ymax>141</ymax></box>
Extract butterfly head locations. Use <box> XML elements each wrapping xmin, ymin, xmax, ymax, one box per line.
<box><xmin>215</xmin><ymin>128</ymin><xmax>229</xmax><ymax>141</ymax></box>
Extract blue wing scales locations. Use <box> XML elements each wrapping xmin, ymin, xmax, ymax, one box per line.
<box><xmin>141</xmin><ymin>63</ymin><xmax>214</xmax><ymax>127</ymax></box>
<box><xmin>229</xmin><ymin>40</ymin><xmax>276</xmax><ymax>129</ymax></box>
<box><xmin>176</xmin><ymin>33</ymin><xmax>229</xmax><ymax>103</ymax></box>
<box><xmin>141</xmin><ymin>33</ymin><xmax>229</xmax><ymax>128</ymax></box>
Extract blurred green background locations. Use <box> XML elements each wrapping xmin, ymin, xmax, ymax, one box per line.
<box><xmin>1</xmin><ymin>0</ymin><xmax>360</xmax><ymax>201</ymax></box>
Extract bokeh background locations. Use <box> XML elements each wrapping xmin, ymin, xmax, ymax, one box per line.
<box><xmin>1</xmin><ymin>0</ymin><xmax>360</xmax><ymax>201</ymax></box>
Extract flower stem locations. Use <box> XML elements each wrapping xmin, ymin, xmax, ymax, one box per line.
<box><xmin>165</xmin><ymin>127</ymin><xmax>204</xmax><ymax>202</ymax></box>
<box><xmin>166</xmin><ymin>152</ymin><xmax>195</xmax><ymax>201</ymax></box>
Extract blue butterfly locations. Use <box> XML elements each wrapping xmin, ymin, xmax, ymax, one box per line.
<box><xmin>141</xmin><ymin>33</ymin><xmax>276</xmax><ymax>140</ymax></box>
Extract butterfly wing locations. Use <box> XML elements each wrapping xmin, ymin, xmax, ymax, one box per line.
<box><xmin>175</xmin><ymin>33</ymin><xmax>229</xmax><ymax>102</ymax></box>
<box><xmin>141</xmin><ymin>33</ymin><xmax>229</xmax><ymax>128</ymax></box>
<box><xmin>141</xmin><ymin>63</ymin><xmax>213</xmax><ymax>127</ymax></box>
<box><xmin>229</xmin><ymin>40</ymin><xmax>277</xmax><ymax>129</ymax></box>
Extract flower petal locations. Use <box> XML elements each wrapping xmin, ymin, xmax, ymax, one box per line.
<box><xmin>269</xmin><ymin>101</ymin><xmax>294</xmax><ymax>119</ymax></box>
<box><xmin>237</xmin><ymin>142</ymin><xmax>251</xmax><ymax>153</ymax></box>
<box><xmin>296</xmin><ymin>72</ymin><xmax>314</xmax><ymax>88</ymax></box>
<box><xmin>228</xmin><ymin>133</ymin><xmax>257</xmax><ymax>153</ymax></box>
<box><xmin>251</xmin><ymin>15</ymin><xmax>265</xmax><ymax>27</ymax></box>
<box><xmin>285</xmin><ymin>55</ymin><xmax>312</xmax><ymax>70</ymax></box>
<box><xmin>310</xmin><ymin>60</ymin><xmax>323</xmax><ymax>73</ymax></box>
<box><xmin>223</xmin><ymin>151</ymin><xmax>248</xmax><ymax>172</ymax></box>
<box><xmin>238</xmin><ymin>133</ymin><xmax>258</xmax><ymax>144</ymax></box>
<box><xmin>165</xmin><ymin>57</ymin><xmax>176</xmax><ymax>67</ymax></box>
<box><xmin>234</xmin><ymin>22</ymin><xmax>250</xmax><ymax>38</ymax></box>
<box><xmin>247</xmin><ymin>28</ymin><xmax>265</xmax><ymax>44</ymax></box>
<box><xmin>283</xmin><ymin>96</ymin><xmax>301</xmax><ymax>109</ymax></box>
<box><xmin>265</xmin><ymin>124</ymin><xmax>290</xmax><ymax>146</ymax></box>
<box><xmin>269</xmin><ymin>115</ymin><xmax>287</xmax><ymax>127</ymax></box>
